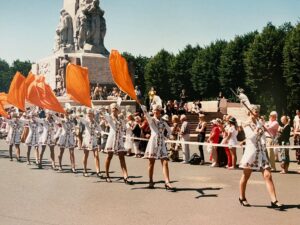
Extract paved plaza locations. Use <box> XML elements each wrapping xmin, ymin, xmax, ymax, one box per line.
<box><xmin>0</xmin><ymin>140</ymin><xmax>299</xmax><ymax>225</ymax></box>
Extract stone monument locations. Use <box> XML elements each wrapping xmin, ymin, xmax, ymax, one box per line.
<box><xmin>32</xmin><ymin>0</ymin><xmax>114</xmax><ymax>92</ymax></box>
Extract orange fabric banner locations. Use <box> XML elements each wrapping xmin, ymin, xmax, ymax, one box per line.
<box><xmin>0</xmin><ymin>102</ymin><xmax>8</xmax><ymax>118</ymax></box>
<box><xmin>27</xmin><ymin>75</ymin><xmax>65</xmax><ymax>114</ymax></box>
<box><xmin>0</xmin><ymin>93</ymin><xmax>9</xmax><ymax>106</ymax></box>
<box><xmin>24</xmin><ymin>72</ymin><xmax>36</xmax><ymax>94</ymax></box>
<box><xmin>7</xmin><ymin>72</ymin><xmax>26</xmax><ymax>111</ymax></box>
<box><xmin>66</xmin><ymin>63</ymin><xmax>91</xmax><ymax>108</ymax></box>
<box><xmin>109</xmin><ymin>50</ymin><xmax>138</xmax><ymax>102</ymax></box>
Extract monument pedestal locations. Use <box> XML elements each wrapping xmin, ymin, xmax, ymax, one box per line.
<box><xmin>32</xmin><ymin>52</ymin><xmax>114</xmax><ymax>90</ymax></box>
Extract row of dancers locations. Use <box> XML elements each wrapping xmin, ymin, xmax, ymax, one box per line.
<box><xmin>3</xmin><ymin>103</ymin><xmax>174</xmax><ymax>189</ymax></box>
<box><xmin>2</xmin><ymin>103</ymin><xmax>285</xmax><ymax>206</ymax></box>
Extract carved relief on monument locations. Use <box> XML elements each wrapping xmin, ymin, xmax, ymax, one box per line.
<box><xmin>54</xmin><ymin>10</ymin><xmax>74</xmax><ymax>53</ymax></box>
<box><xmin>54</xmin><ymin>0</ymin><xmax>109</xmax><ymax>56</ymax></box>
<box><xmin>38</xmin><ymin>62</ymin><xmax>51</xmax><ymax>77</ymax></box>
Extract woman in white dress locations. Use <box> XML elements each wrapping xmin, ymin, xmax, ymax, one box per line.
<box><xmin>25</xmin><ymin>112</ymin><xmax>41</xmax><ymax>165</ymax></box>
<box><xmin>5</xmin><ymin>113</ymin><xmax>24</xmax><ymax>161</ymax></box>
<box><xmin>78</xmin><ymin>109</ymin><xmax>102</xmax><ymax>177</ymax></box>
<box><xmin>223</xmin><ymin>117</ymin><xmax>238</xmax><ymax>169</ymax></box>
<box><xmin>103</xmin><ymin>103</ymin><xmax>132</xmax><ymax>184</ymax></box>
<box><xmin>239</xmin><ymin>105</ymin><xmax>283</xmax><ymax>208</ymax></box>
<box><xmin>124</xmin><ymin>114</ymin><xmax>134</xmax><ymax>156</ymax></box>
<box><xmin>141</xmin><ymin>104</ymin><xmax>174</xmax><ymax>190</ymax></box>
<box><xmin>38</xmin><ymin>111</ymin><xmax>57</xmax><ymax>169</ymax></box>
<box><xmin>56</xmin><ymin>110</ymin><xmax>77</xmax><ymax>173</ymax></box>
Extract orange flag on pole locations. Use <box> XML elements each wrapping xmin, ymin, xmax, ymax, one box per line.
<box><xmin>7</xmin><ymin>72</ymin><xmax>26</xmax><ymax>111</ymax></box>
<box><xmin>66</xmin><ymin>63</ymin><xmax>92</xmax><ymax>108</ymax></box>
<box><xmin>0</xmin><ymin>102</ymin><xmax>8</xmax><ymax>118</ymax></box>
<box><xmin>109</xmin><ymin>50</ymin><xmax>138</xmax><ymax>103</ymax></box>
<box><xmin>26</xmin><ymin>75</ymin><xmax>65</xmax><ymax>114</ymax></box>
<box><xmin>0</xmin><ymin>93</ymin><xmax>9</xmax><ymax>107</ymax></box>
<box><xmin>24</xmin><ymin>72</ymin><xmax>36</xmax><ymax>94</ymax></box>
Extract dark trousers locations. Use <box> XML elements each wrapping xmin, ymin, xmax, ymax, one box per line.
<box><xmin>198</xmin><ymin>133</ymin><xmax>205</xmax><ymax>161</ymax></box>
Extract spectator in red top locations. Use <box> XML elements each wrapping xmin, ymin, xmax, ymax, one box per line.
<box><xmin>208</xmin><ymin>119</ymin><xmax>221</xmax><ymax>167</ymax></box>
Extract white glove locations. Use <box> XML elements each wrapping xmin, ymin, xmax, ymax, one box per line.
<box><xmin>256</xmin><ymin>121</ymin><xmax>262</xmax><ymax>129</ymax></box>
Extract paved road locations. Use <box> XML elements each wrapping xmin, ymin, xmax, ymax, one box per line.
<box><xmin>0</xmin><ymin>140</ymin><xmax>299</xmax><ymax>225</ymax></box>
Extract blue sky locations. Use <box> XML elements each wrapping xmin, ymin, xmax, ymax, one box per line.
<box><xmin>0</xmin><ymin>0</ymin><xmax>299</xmax><ymax>64</ymax></box>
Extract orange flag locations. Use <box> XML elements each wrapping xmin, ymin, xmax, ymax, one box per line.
<box><xmin>109</xmin><ymin>50</ymin><xmax>138</xmax><ymax>102</ymax></box>
<box><xmin>0</xmin><ymin>93</ymin><xmax>9</xmax><ymax>106</ymax></box>
<box><xmin>0</xmin><ymin>102</ymin><xmax>8</xmax><ymax>118</ymax></box>
<box><xmin>66</xmin><ymin>63</ymin><xmax>91</xmax><ymax>108</ymax></box>
<box><xmin>24</xmin><ymin>72</ymin><xmax>36</xmax><ymax>94</ymax></box>
<box><xmin>7</xmin><ymin>72</ymin><xmax>26</xmax><ymax>111</ymax></box>
<box><xmin>26</xmin><ymin>75</ymin><xmax>65</xmax><ymax>114</ymax></box>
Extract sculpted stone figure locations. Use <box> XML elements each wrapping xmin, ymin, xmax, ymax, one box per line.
<box><xmin>75</xmin><ymin>0</ymin><xmax>109</xmax><ymax>55</ymax></box>
<box><xmin>75</xmin><ymin>11</ymin><xmax>88</xmax><ymax>50</ymax></box>
<box><xmin>54</xmin><ymin>10</ymin><xmax>74</xmax><ymax>52</ymax></box>
<box><xmin>53</xmin><ymin>0</ymin><xmax>108</xmax><ymax>55</ymax></box>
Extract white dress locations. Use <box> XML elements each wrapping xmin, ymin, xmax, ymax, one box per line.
<box><xmin>38</xmin><ymin>118</ymin><xmax>57</xmax><ymax>146</ymax></box>
<box><xmin>57</xmin><ymin>118</ymin><xmax>76</xmax><ymax>149</ymax></box>
<box><xmin>124</xmin><ymin>121</ymin><xmax>134</xmax><ymax>150</ymax></box>
<box><xmin>80</xmin><ymin>118</ymin><xmax>102</xmax><ymax>150</ymax></box>
<box><xmin>239</xmin><ymin>121</ymin><xmax>270</xmax><ymax>170</ymax></box>
<box><xmin>144</xmin><ymin>112</ymin><xmax>171</xmax><ymax>159</ymax></box>
<box><xmin>228</xmin><ymin>126</ymin><xmax>238</xmax><ymax>146</ymax></box>
<box><xmin>6</xmin><ymin>119</ymin><xmax>24</xmax><ymax>145</ymax></box>
<box><xmin>25</xmin><ymin>120</ymin><xmax>40</xmax><ymax>147</ymax></box>
<box><xmin>104</xmin><ymin>114</ymin><xmax>126</xmax><ymax>153</ymax></box>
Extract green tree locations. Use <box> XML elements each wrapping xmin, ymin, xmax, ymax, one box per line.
<box><xmin>219</xmin><ymin>32</ymin><xmax>257</xmax><ymax>99</ymax></box>
<box><xmin>169</xmin><ymin>44</ymin><xmax>201</xmax><ymax>100</ymax></box>
<box><xmin>283</xmin><ymin>22</ymin><xmax>300</xmax><ymax>112</ymax></box>
<box><xmin>245</xmin><ymin>23</ymin><xmax>292</xmax><ymax>114</ymax></box>
<box><xmin>144</xmin><ymin>49</ymin><xmax>174</xmax><ymax>100</ymax></box>
<box><xmin>122</xmin><ymin>53</ymin><xmax>149</xmax><ymax>98</ymax></box>
<box><xmin>0</xmin><ymin>59</ymin><xmax>32</xmax><ymax>92</ymax></box>
<box><xmin>133</xmin><ymin>55</ymin><xmax>150</xmax><ymax>97</ymax></box>
<box><xmin>191</xmin><ymin>40</ymin><xmax>227</xmax><ymax>99</ymax></box>
<box><xmin>0</xmin><ymin>58</ymin><xmax>10</xmax><ymax>92</ymax></box>
<box><xmin>10</xmin><ymin>60</ymin><xmax>32</xmax><ymax>76</ymax></box>
<box><xmin>121</xmin><ymin>52</ymin><xmax>136</xmax><ymax>81</ymax></box>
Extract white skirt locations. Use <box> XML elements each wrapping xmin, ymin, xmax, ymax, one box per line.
<box><xmin>239</xmin><ymin>142</ymin><xmax>270</xmax><ymax>170</ymax></box>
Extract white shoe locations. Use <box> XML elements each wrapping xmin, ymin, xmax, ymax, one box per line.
<box><xmin>210</xmin><ymin>163</ymin><xmax>219</xmax><ymax>167</ymax></box>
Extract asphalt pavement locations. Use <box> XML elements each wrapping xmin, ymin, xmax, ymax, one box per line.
<box><xmin>0</xmin><ymin>140</ymin><xmax>299</xmax><ymax>225</ymax></box>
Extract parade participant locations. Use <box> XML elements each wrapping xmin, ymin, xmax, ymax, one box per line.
<box><xmin>78</xmin><ymin>109</ymin><xmax>102</xmax><ymax>177</ymax></box>
<box><xmin>124</xmin><ymin>114</ymin><xmax>134</xmax><ymax>156</ymax></box>
<box><xmin>5</xmin><ymin>112</ymin><xmax>24</xmax><ymax>161</ymax></box>
<box><xmin>195</xmin><ymin>114</ymin><xmax>207</xmax><ymax>165</ymax></box>
<box><xmin>25</xmin><ymin>111</ymin><xmax>41</xmax><ymax>165</ymax></box>
<box><xmin>103</xmin><ymin>103</ymin><xmax>133</xmax><ymax>184</ymax></box>
<box><xmin>179</xmin><ymin>114</ymin><xmax>190</xmax><ymax>163</ymax></box>
<box><xmin>75</xmin><ymin>107</ymin><xmax>84</xmax><ymax>149</ymax></box>
<box><xmin>140</xmin><ymin>104</ymin><xmax>174</xmax><ymax>190</ymax></box>
<box><xmin>239</xmin><ymin>105</ymin><xmax>283</xmax><ymax>208</ymax></box>
<box><xmin>277</xmin><ymin>116</ymin><xmax>291</xmax><ymax>174</ymax></box>
<box><xmin>99</xmin><ymin>113</ymin><xmax>110</xmax><ymax>152</ymax></box>
<box><xmin>38</xmin><ymin>110</ymin><xmax>57</xmax><ymax>169</ymax></box>
<box><xmin>265</xmin><ymin>111</ymin><xmax>279</xmax><ymax>171</ymax></box>
<box><xmin>56</xmin><ymin>109</ymin><xmax>77</xmax><ymax>172</ymax></box>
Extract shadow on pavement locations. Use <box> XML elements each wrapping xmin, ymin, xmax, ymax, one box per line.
<box><xmin>251</xmin><ymin>204</ymin><xmax>300</xmax><ymax>211</ymax></box>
